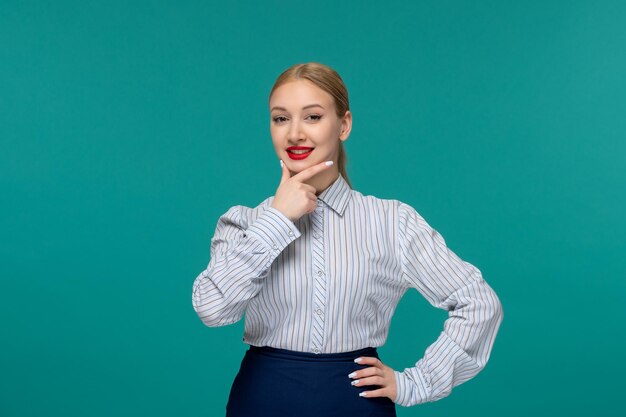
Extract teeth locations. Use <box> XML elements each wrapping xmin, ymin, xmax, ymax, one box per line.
<box><xmin>290</xmin><ymin>149</ymin><xmax>313</xmax><ymax>154</ymax></box>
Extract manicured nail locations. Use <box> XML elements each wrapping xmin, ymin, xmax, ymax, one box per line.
<box><xmin>354</xmin><ymin>357</ymin><xmax>362</xmax><ymax>363</ymax></box>
<box><xmin>348</xmin><ymin>372</ymin><xmax>357</xmax><ymax>378</ymax></box>
<box><xmin>325</xmin><ymin>160</ymin><xmax>333</xmax><ymax>166</ymax></box>
<box><xmin>351</xmin><ymin>380</ymin><xmax>359</xmax><ymax>386</ymax></box>
<box><xmin>359</xmin><ymin>392</ymin><xmax>367</xmax><ymax>397</ymax></box>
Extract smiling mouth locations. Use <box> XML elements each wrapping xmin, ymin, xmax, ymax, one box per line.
<box><xmin>287</xmin><ymin>148</ymin><xmax>314</xmax><ymax>155</ymax></box>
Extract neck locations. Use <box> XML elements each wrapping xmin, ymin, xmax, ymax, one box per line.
<box><xmin>305</xmin><ymin>169</ymin><xmax>339</xmax><ymax>196</ymax></box>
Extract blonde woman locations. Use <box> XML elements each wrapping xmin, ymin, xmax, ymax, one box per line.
<box><xmin>192</xmin><ymin>62</ymin><xmax>503</xmax><ymax>416</ymax></box>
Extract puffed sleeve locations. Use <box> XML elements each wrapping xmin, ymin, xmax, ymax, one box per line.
<box><xmin>192</xmin><ymin>205</ymin><xmax>301</xmax><ymax>327</ymax></box>
<box><xmin>393</xmin><ymin>202</ymin><xmax>503</xmax><ymax>407</ymax></box>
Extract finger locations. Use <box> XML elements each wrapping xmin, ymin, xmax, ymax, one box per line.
<box><xmin>303</xmin><ymin>184</ymin><xmax>317</xmax><ymax>195</ymax></box>
<box><xmin>351</xmin><ymin>375</ymin><xmax>386</xmax><ymax>387</ymax></box>
<box><xmin>349</xmin><ymin>365</ymin><xmax>381</xmax><ymax>379</ymax></box>
<box><xmin>279</xmin><ymin>159</ymin><xmax>291</xmax><ymax>184</ymax></box>
<box><xmin>358</xmin><ymin>387</ymin><xmax>388</xmax><ymax>399</ymax></box>
<box><xmin>291</xmin><ymin>160</ymin><xmax>334</xmax><ymax>183</ymax></box>
<box><xmin>354</xmin><ymin>356</ymin><xmax>382</xmax><ymax>366</ymax></box>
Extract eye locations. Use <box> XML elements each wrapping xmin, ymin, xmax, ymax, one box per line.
<box><xmin>272</xmin><ymin>116</ymin><xmax>288</xmax><ymax>124</ymax></box>
<box><xmin>306</xmin><ymin>114</ymin><xmax>322</xmax><ymax>121</ymax></box>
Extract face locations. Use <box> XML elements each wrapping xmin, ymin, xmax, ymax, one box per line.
<box><xmin>269</xmin><ymin>79</ymin><xmax>351</xmax><ymax>175</ymax></box>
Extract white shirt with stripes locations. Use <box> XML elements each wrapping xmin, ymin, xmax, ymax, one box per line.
<box><xmin>192</xmin><ymin>173</ymin><xmax>503</xmax><ymax>407</ymax></box>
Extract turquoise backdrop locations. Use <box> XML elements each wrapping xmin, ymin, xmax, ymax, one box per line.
<box><xmin>2</xmin><ymin>1</ymin><xmax>625</xmax><ymax>416</ymax></box>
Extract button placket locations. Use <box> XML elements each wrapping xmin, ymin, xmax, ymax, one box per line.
<box><xmin>310</xmin><ymin>204</ymin><xmax>327</xmax><ymax>354</ymax></box>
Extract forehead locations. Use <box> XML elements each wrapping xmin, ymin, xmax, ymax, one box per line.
<box><xmin>269</xmin><ymin>79</ymin><xmax>334</xmax><ymax>110</ymax></box>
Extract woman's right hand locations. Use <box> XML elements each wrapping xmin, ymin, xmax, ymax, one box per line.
<box><xmin>271</xmin><ymin>159</ymin><xmax>334</xmax><ymax>222</ymax></box>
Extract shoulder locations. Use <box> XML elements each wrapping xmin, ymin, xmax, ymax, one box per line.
<box><xmin>350</xmin><ymin>189</ymin><xmax>425</xmax><ymax>221</ymax></box>
<box><xmin>349</xmin><ymin>188</ymin><xmax>402</xmax><ymax>213</ymax></box>
<box><xmin>396</xmin><ymin>199</ymin><xmax>424</xmax><ymax>222</ymax></box>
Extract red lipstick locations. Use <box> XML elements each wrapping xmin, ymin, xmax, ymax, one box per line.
<box><xmin>286</xmin><ymin>146</ymin><xmax>315</xmax><ymax>160</ymax></box>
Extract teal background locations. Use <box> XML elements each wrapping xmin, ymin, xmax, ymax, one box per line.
<box><xmin>2</xmin><ymin>1</ymin><xmax>625</xmax><ymax>416</ymax></box>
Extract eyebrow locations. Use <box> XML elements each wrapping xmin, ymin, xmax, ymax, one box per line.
<box><xmin>270</xmin><ymin>104</ymin><xmax>325</xmax><ymax>112</ymax></box>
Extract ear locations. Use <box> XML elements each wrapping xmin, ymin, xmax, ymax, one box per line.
<box><xmin>339</xmin><ymin>110</ymin><xmax>352</xmax><ymax>141</ymax></box>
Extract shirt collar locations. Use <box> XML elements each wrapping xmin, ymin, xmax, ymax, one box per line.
<box><xmin>317</xmin><ymin>173</ymin><xmax>352</xmax><ymax>216</ymax></box>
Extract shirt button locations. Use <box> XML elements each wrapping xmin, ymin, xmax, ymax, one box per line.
<box><xmin>272</xmin><ymin>243</ymin><xmax>278</xmax><ymax>250</ymax></box>
<box><xmin>315</xmin><ymin>308</ymin><xmax>323</xmax><ymax>315</ymax></box>
<box><xmin>288</xmin><ymin>230</ymin><xmax>294</xmax><ymax>236</ymax></box>
<box><xmin>313</xmin><ymin>347</ymin><xmax>320</xmax><ymax>354</ymax></box>
<box><xmin>317</xmin><ymin>270</ymin><xmax>323</xmax><ymax>276</ymax></box>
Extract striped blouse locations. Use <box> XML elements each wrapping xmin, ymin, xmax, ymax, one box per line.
<box><xmin>192</xmin><ymin>173</ymin><xmax>503</xmax><ymax>407</ymax></box>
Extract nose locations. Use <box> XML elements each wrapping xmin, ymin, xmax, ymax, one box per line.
<box><xmin>287</xmin><ymin>118</ymin><xmax>306</xmax><ymax>143</ymax></box>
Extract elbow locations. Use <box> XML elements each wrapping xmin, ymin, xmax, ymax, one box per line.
<box><xmin>198</xmin><ymin>313</ymin><xmax>241</xmax><ymax>328</ymax></box>
<box><xmin>467</xmin><ymin>283</ymin><xmax>504</xmax><ymax>370</ymax></box>
<box><xmin>192</xmin><ymin>300</ymin><xmax>242</xmax><ymax>328</ymax></box>
<box><xmin>192</xmin><ymin>290</ymin><xmax>243</xmax><ymax>328</ymax></box>
<box><xmin>477</xmin><ymin>284</ymin><xmax>503</xmax><ymax>344</ymax></box>
<box><xmin>477</xmin><ymin>287</ymin><xmax>504</xmax><ymax>369</ymax></box>
<box><xmin>191</xmin><ymin>271</ymin><xmax>238</xmax><ymax>327</ymax></box>
<box><xmin>489</xmin><ymin>288</ymin><xmax>504</xmax><ymax>329</ymax></box>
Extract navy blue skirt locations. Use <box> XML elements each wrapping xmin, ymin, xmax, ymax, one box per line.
<box><xmin>226</xmin><ymin>345</ymin><xmax>397</xmax><ymax>416</ymax></box>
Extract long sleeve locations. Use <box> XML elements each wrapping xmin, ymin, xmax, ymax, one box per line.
<box><xmin>192</xmin><ymin>205</ymin><xmax>301</xmax><ymax>327</ymax></box>
<box><xmin>393</xmin><ymin>202</ymin><xmax>503</xmax><ymax>407</ymax></box>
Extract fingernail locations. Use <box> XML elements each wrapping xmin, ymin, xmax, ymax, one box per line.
<box><xmin>354</xmin><ymin>357</ymin><xmax>362</xmax><ymax>363</ymax></box>
<box><xmin>280</xmin><ymin>160</ymin><xmax>284</xmax><ymax>168</ymax></box>
<box><xmin>351</xmin><ymin>380</ymin><xmax>359</xmax><ymax>386</ymax></box>
<box><xmin>325</xmin><ymin>160</ymin><xmax>333</xmax><ymax>166</ymax></box>
<box><xmin>348</xmin><ymin>372</ymin><xmax>357</xmax><ymax>378</ymax></box>
<box><xmin>359</xmin><ymin>392</ymin><xmax>367</xmax><ymax>397</ymax></box>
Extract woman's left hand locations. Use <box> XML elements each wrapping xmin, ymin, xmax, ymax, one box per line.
<box><xmin>349</xmin><ymin>356</ymin><xmax>397</xmax><ymax>402</ymax></box>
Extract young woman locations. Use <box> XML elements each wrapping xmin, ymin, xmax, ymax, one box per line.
<box><xmin>192</xmin><ymin>62</ymin><xmax>503</xmax><ymax>416</ymax></box>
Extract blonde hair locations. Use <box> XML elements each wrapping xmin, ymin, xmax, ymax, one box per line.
<box><xmin>269</xmin><ymin>62</ymin><xmax>353</xmax><ymax>189</ymax></box>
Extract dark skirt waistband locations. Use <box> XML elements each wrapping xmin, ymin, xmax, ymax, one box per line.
<box><xmin>248</xmin><ymin>345</ymin><xmax>378</xmax><ymax>362</ymax></box>
<box><xmin>227</xmin><ymin>344</ymin><xmax>396</xmax><ymax>416</ymax></box>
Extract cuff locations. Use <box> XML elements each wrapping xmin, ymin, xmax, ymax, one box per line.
<box><xmin>393</xmin><ymin>367</ymin><xmax>431</xmax><ymax>407</ymax></box>
<box><xmin>246</xmin><ymin>206</ymin><xmax>301</xmax><ymax>255</ymax></box>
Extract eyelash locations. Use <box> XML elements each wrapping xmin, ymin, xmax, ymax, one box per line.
<box><xmin>272</xmin><ymin>114</ymin><xmax>322</xmax><ymax>124</ymax></box>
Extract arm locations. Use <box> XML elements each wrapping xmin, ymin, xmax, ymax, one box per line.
<box><xmin>393</xmin><ymin>202</ymin><xmax>503</xmax><ymax>407</ymax></box>
<box><xmin>191</xmin><ymin>205</ymin><xmax>301</xmax><ymax>327</ymax></box>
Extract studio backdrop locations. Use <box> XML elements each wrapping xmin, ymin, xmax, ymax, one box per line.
<box><xmin>1</xmin><ymin>1</ymin><xmax>624</xmax><ymax>416</ymax></box>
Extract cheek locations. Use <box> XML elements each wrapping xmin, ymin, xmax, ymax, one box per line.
<box><xmin>320</xmin><ymin>123</ymin><xmax>341</xmax><ymax>137</ymax></box>
<box><xmin>317</xmin><ymin>125</ymin><xmax>338</xmax><ymax>141</ymax></box>
<box><xmin>270</xmin><ymin>125</ymin><xmax>285</xmax><ymax>139</ymax></box>
<box><xmin>270</xmin><ymin>136</ymin><xmax>284</xmax><ymax>153</ymax></box>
